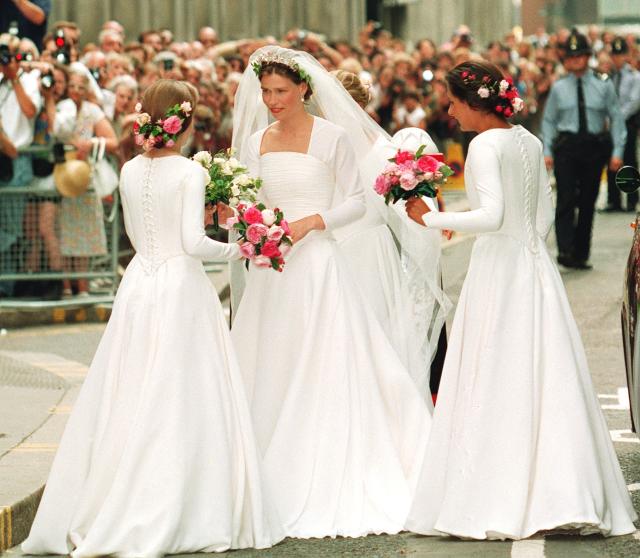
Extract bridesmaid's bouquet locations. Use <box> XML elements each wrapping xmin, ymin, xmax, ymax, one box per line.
<box><xmin>192</xmin><ymin>149</ymin><xmax>262</xmax><ymax>229</ymax></box>
<box><xmin>229</xmin><ymin>202</ymin><xmax>293</xmax><ymax>272</ymax></box>
<box><xmin>374</xmin><ymin>145</ymin><xmax>453</xmax><ymax>205</ymax></box>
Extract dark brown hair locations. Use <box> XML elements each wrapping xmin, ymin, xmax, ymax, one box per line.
<box><xmin>258</xmin><ymin>62</ymin><xmax>313</xmax><ymax>100</ymax></box>
<box><xmin>140</xmin><ymin>79</ymin><xmax>198</xmax><ymax>136</ymax></box>
<box><xmin>446</xmin><ymin>60</ymin><xmax>510</xmax><ymax>119</ymax></box>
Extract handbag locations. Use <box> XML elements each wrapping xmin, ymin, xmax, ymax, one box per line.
<box><xmin>89</xmin><ymin>137</ymin><xmax>119</xmax><ymax>198</ymax></box>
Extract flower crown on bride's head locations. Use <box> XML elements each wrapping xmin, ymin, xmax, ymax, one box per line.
<box><xmin>133</xmin><ymin>101</ymin><xmax>193</xmax><ymax>152</ymax></box>
<box><xmin>251</xmin><ymin>52</ymin><xmax>313</xmax><ymax>87</ymax></box>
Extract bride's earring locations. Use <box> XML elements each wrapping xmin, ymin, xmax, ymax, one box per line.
<box><xmin>300</xmin><ymin>96</ymin><xmax>305</xmax><ymax>103</ymax></box>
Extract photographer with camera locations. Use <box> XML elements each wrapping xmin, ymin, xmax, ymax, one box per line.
<box><xmin>0</xmin><ymin>31</ymin><xmax>41</xmax><ymax>296</ymax></box>
<box><xmin>0</xmin><ymin>0</ymin><xmax>50</xmax><ymax>49</ymax></box>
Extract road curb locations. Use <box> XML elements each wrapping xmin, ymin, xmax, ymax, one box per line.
<box><xmin>0</xmin><ymin>304</ymin><xmax>112</xmax><ymax>330</ymax></box>
<box><xmin>1</xmin><ymin>487</ymin><xmax>43</xmax><ymax>553</ymax></box>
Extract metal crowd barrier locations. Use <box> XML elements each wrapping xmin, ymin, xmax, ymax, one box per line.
<box><xmin>0</xmin><ymin>145</ymin><xmax>120</xmax><ymax>309</ymax></box>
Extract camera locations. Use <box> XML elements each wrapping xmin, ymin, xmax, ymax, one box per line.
<box><xmin>194</xmin><ymin>121</ymin><xmax>207</xmax><ymax>132</ymax></box>
<box><xmin>162</xmin><ymin>58</ymin><xmax>174</xmax><ymax>71</ymax></box>
<box><xmin>41</xmin><ymin>72</ymin><xmax>54</xmax><ymax>90</ymax></box>
<box><xmin>15</xmin><ymin>52</ymin><xmax>34</xmax><ymax>63</ymax></box>
<box><xmin>89</xmin><ymin>67</ymin><xmax>102</xmax><ymax>83</ymax></box>
<box><xmin>370</xmin><ymin>21</ymin><xmax>383</xmax><ymax>39</ymax></box>
<box><xmin>422</xmin><ymin>69</ymin><xmax>434</xmax><ymax>82</ymax></box>
<box><xmin>53</xmin><ymin>29</ymin><xmax>70</xmax><ymax>65</ymax></box>
<box><xmin>0</xmin><ymin>44</ymin><xmax>13</xmax><ymax>66</ymax></box>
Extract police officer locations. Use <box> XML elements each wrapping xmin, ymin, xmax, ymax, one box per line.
<box><xmin>605</xmin><ymin>36</ymin><xmax>640</xmax><ymax>212</ymax></box>
<box><xmin>542</xmin><ymin>29</ymin><xmax>626</xmax><ymax>270</ymax></box>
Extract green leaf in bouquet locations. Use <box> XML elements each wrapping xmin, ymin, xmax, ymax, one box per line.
<box><xmin>415</xmin><ymin>144</ymin><xmax>426</xmax><ymax>158</ymax></box>
<box><xmin>440</xmin><ymin>165</ymin><xmax>454</xmax><ymax>178</ymax></box>
<box><xmin>271</xmin><ymin>259</ymin><xmax>279</xmax><ymax>271</ymax></box>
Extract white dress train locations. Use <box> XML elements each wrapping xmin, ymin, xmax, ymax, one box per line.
<box><xmin>22</xmin><ymin>155</ymin><xmax>283</xmax><ymax>557</ymax></box>
<box><xmin>405</xmin><ymin>125</ymin><xmax>637</xmax><ymax>540</ymax></box>
<box><xmin>232</xmin><ymin>117</ymin><xmax>432</xmax><ymax>539</ymax></box>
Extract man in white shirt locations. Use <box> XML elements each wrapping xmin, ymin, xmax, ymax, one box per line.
<box><xmin>0</xmin><ymin>32</ymin><xmax>42</xmax><ymax>296</ymax></box>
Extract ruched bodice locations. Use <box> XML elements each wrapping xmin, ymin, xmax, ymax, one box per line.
<box><xmin>259</xmin><ymin>153</ymin><xmax>335</xmax><ymax>222</ymax></box>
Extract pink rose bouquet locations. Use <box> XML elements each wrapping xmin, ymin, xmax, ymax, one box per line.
<box><xmin>231</xmin><ymin>202</ymin><xmax>293</xmax><ymax>272</ymax></box>
<box><xmin>374</xmin><ymin>145</ymin><xmax>453</xmax><ymax>205</ymax></box>
<box><xmin>192</xmin><ymin>148</ymin><xmax>262</xmax><ymax>229</ymax></box>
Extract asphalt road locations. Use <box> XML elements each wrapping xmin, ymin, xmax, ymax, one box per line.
<box><xmin>2</xmin><ymin>209</ymin><xmax>640</xmax><ymax>557</ymax></box>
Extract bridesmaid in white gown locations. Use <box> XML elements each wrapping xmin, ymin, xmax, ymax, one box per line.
<box><xmin>330</xmin><ymin>70</ymin><xmax>450</xmax><ymax>399</ymax></box>
<box><xmin>404</xmin><ymin>60</ymin><xmax>637</xmax><ymax>540</ymax></box>
<box><xmin>230</xmin><ymin>46</ymin><xmax>432</xmax><ymax>539</ymax></box>
<box><xmin>22</xmin><ymin>80</ymin><xmax>282</xmax><ymax>557</ymax></box>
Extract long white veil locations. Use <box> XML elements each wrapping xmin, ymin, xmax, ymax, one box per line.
<box><xmin>231</xmin><ymin>46</ymin><xmax>451</xmax><ymax>395</ymax></box>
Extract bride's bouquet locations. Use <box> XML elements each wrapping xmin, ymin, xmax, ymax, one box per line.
<box><xmin>229</xmin><ymin>202</ymin><xmax>293</xmax><ymax>272</ymax></box>
<box><xmin>192</xmin><ymin>149</ymin><xmax>262</xmax><ymax>229</ymax></box>
<box><xmin>374</xmin><ymin>145</ymin><xmax>453</xmax><ymax>205</ymax></box>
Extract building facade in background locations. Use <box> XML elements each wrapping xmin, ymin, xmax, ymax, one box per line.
<box><xmin>48</xmin><ymin>0</ymin><xmax>640</xmax><ymax>49</ymax></box>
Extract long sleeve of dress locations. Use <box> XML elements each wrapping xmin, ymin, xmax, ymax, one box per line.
<box><xmin>536</xmin><ymin>152</ymin><xmax>554</xmax><ymax>239</ymax></box>
<box><xmin>423</xmin><ymin>141</ymin><xmax>504</xmax><ymax>233</ymax></box>
<box><xmin>181</xmin><ymin>166</ymin><xmax>241</xmax><ymax>261</ymax></box>
<box><xmin>319</xmin><ymin>129</ymin><xmax>366</xmax><ymax>231</ymax></box>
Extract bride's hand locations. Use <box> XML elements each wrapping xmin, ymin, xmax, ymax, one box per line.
<box><xmin>204</xmin><ymin>204</ymin><xmax>215</xmax><ymax>227</ymax></box>
<box><xmin>289</xmin><ymin>214</ymin><xmax>325</xmax><ymax>244</ymax></box>
<box><xmin>216</xmin><ymin>202</ymin><xmax>235</xmax><ymax>222</ymax></box>
<box><xmin>405</xmin><ymin>197</ymin><xmax>431</xmax><ymax>226</ymax></box>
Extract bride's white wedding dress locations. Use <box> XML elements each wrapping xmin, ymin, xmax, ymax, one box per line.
<box><xmin>22</xmin><ymin>155</ymin><xmax>282</xmax><ymax>557</ymax></box>
<box><xmin>406</xmin><ymin>125</ymin><xmax>637</xmax><ymax>539</ymax></box>
<box><xmin>232</xmin><ymin>116</ymin><xmax>432</xmax><ymax>539</ymax></box>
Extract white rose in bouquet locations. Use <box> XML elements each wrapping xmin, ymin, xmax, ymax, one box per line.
<box><xmin>231</xmin><ymin>185</ymin><xmax>241</xmax><ymax>196</ymax></box>
<box><xmin>193</xmin><ymin>151</ymin><xmax>212</xmax><ymax>167</ymax></box>
<box><xmin>228</xmin><ymin>157</ymin><xmax>240</xmax><ymax>170</ymax></box>
<box><xmin>261</xmin><ymin>208</ymin><xmax>276</xmax><ymax>226</ymax></box>
<box><xmin>213</xmin><ymin>157</ymin><xmax>226</xmax><ymax>165</ymax></box>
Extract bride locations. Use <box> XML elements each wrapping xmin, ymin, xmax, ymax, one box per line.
<box><xmin>229</xmin><ymin>46</ymin><xmax>432</xmax><ymax>539</ymax></box>
<box><xmin>22</xmin><ymin>79</ymin><xmax>282</xmax><ymax>557</ymax></box>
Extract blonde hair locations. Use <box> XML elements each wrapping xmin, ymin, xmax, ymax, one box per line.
<box><xmin>140</xmin><ymin>79</ymin><xmax>198</xmax><ymax>132</ymax></box>
<box><xmin>331</xmin><ymin>70</ymin><xmax>370</xmax><ymax>109</ymax></box>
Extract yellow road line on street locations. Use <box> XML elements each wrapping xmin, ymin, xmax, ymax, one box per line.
<box><xmin>49</xmin><ymin>405</ymin><xmax>72</xmax><ymax>414</ymax></box>
<box><xmin>13</xmin><ymin>443</ymin><xmax>58</xmax><ymax>452</ymax></box>
<box><xmin>0</xmin><ymin>506</ymin><xmax>12</xmax><ymax>552</ymax></box>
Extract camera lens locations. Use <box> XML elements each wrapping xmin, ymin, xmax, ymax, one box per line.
<box><xmin>41</xmin><ymin>73</ymin><xmax>54</xmax><ymax>89</ymax></box>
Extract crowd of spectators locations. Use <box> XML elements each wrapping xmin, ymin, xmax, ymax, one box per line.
<box><xmin>1</xmin><ymin>5</ymin><xmax>639</xmax><ymax>297</ymax></box>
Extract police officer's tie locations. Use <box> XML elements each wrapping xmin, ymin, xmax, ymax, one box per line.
<box><xmin>577</xmin><ymin>77</ymin><xmax>587</xmax><ymax>135</ymax></box>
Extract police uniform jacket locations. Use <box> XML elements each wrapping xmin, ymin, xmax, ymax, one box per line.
<box><xmin>610</xmin><ymin>63</ymin><xmax>640</xmax><ymax>122</ymax></box>
<box><xmin>542</xmin><ymin>70</ymin><xmax>627</xmax><ymax>159</ymax></box>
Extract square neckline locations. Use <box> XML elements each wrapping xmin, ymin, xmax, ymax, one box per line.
<box><xmin>259</xmin><ymin>116</ymin><xmax>317</xmax><ymax>158</ymax></box>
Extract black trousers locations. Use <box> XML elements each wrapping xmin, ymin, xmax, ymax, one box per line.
<box><xmin>607</xmin><ymin>120</ymin><xmax>639</xmax><ymax>209</ymax></box>
<box><xmin>553</xmin><ymin>134</ymin><xmax>610</xmax><ymax>261</ymax></box>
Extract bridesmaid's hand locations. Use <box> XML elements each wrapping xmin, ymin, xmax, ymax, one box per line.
<box><xmin>289</xmin><ymin>214</ymin><xmax>324</xmax><ymax>244</ymax></box>
<box><xmin>406</xmin><ymin>197</ymin><xmax>431</xmax><ymax>226</ymax></box>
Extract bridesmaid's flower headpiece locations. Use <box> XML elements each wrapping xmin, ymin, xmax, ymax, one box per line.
<box><xmin>461</xmin><ymin>71</ymin><xmax>523</xmax><ymax>118</ymax></box>
<box><xmin>133</xmin><ymin>101</ymin><xmax>193</xmax><ymax>151</ymax></box>
<box><xmin>251</xmin><ymin>53</ymin><xmax>312</xmax><ymax>87</ymax></box>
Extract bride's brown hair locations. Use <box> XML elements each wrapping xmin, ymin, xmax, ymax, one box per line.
<box><xmin>139</xmin><ymin>79</ymin><xmax>198</xmax><ymax>135</ymax></box>
<box><xmin>258</xmin><ymin>62</ymin><xmax>313</xmax><ymax>101</ymax></box>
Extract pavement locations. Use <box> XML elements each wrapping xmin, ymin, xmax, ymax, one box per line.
<box><xmin>2</xmin><ymin>192</ymin><xmax>640</xmax><ymax>556</ymax></box>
